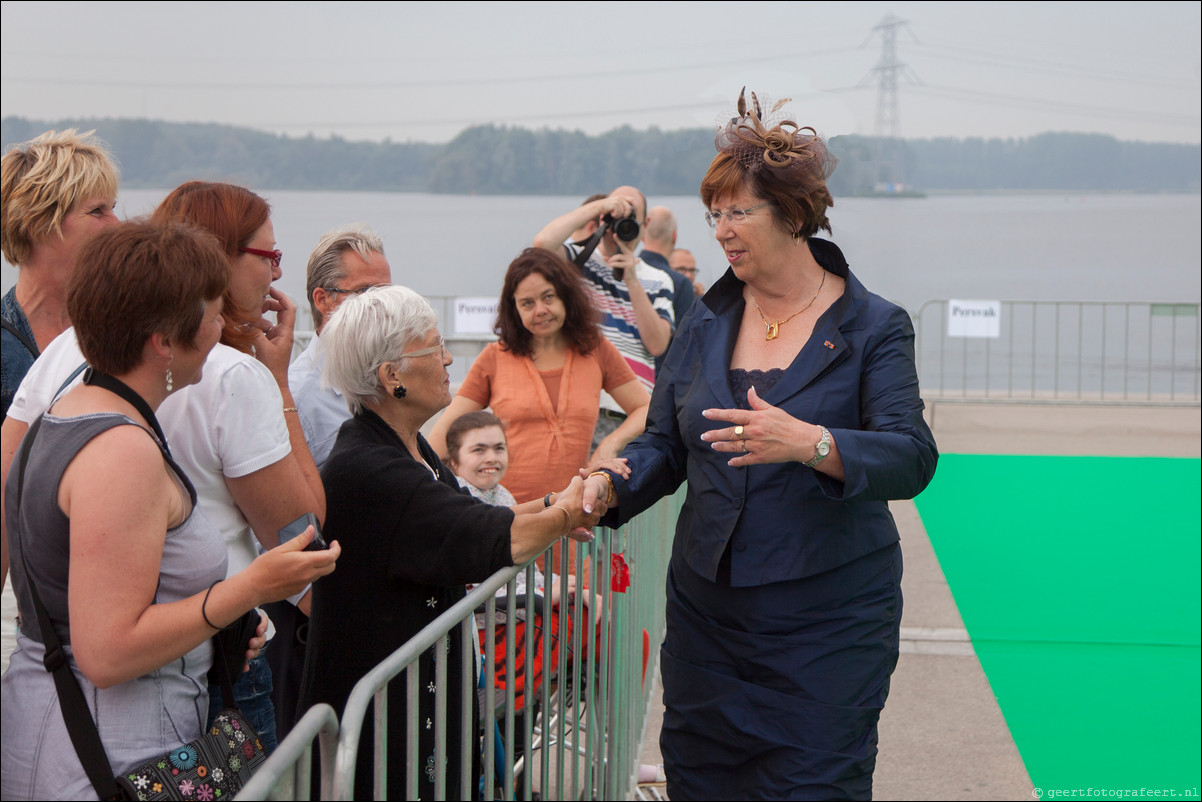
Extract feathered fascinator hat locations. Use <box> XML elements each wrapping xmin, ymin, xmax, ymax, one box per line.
<box><xmin>714</xmin><ymin>87</ymin><xmax>838</xmax><ymax>182</ymax></box>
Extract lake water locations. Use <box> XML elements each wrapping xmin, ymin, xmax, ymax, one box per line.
<box><xmin>2</xmin><ymin>191</ymin><xmax>1200</xmax><ymax>670</ymax></box>
<box><xmin>3</xmin><ymin>191</ymin><xmax>1200</xmax><ymax>332</ymax></box>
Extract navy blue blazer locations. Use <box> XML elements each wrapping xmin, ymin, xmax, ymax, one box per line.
<box><xmin>604</xmin><ymin>238</ymin><xmax>938</xmax><ymax>586</ymax></box>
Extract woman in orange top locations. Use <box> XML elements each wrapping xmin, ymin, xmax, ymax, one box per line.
<box><xmin>430</xmin><ymin>247</ymin><xmax>649</xmax><ymax>506</ymax></box>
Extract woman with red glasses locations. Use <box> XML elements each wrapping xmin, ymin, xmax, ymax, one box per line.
<box><xmin>2</xmin><ymin>181</ymin><xmax>325</xmax><ymax>755</ymax></box>
<box><xmin>147</xmin><ymin>182</ymin><xmax>325</xmax><ymax>752</ymax></box>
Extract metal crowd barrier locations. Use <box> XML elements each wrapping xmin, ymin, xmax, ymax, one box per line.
<box><xmin>236</xmin><ymin>704</ymin><xmax>340</xmax><ymax>800</ymax></box>
<box><xmin>915</xmin><ymin>300</ymin><xmax>1201</xmax><ymax>404</ymax></box>
<box><xmin>242</xmin><ymin>489</ymin><xmax>681</xmax><ymax>800</ymax></box>
<box><xmin>302</xmin><ymin>297</ymin><xmax>1202</xmax><ymax>408</ymax></box>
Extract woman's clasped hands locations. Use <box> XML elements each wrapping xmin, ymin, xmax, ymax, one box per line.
<box><xmin>701</xmin><ymin>386</ymin><xmax>817</xmax><ymax>468</ymax></box>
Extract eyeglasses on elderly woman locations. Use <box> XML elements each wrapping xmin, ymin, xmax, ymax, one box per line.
<box><xmin>400</xmin><ymin>337</ymin><xmax>448</xmax><ymax>359</ymax></box>
<box><xmin>704</xmin><ymin>201</ymin><xmax>773</xmax><ymax>229</ymax></box>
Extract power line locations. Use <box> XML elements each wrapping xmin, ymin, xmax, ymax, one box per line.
<box><xmin>0</xmin><ymin>46</ymin><xmax>864</xmax><ymax>92</ymax></box>
<box><xmin>152</xmin><ymin>93</ymin><xmax>843</xmax><ymax>133</ymax></box>
<box><xmin>907</xmin><ymin>84</ymin><xmax>1200</xmax><ymax>127</ymax></box>
<box><xmin>821</xmin><ymin>80</ymin><xmax>1199</xmax><ymax>129</ymax></box>
<box><xmin>909</xmin><ymin>40</ymin><xmax>1199</xmax><ymax>90</ymax></box>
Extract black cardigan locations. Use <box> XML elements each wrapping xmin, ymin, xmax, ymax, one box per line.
<box><xmin>298</xmin><ymin>408</ymin><xmax>514</xmax><ymax>799</ymax></box>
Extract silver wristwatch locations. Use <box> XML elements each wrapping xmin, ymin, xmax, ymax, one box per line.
<box><xmin>804</xmin><ymin>425</ymin><xmax>832</xmax><ymax>468</ymax></box>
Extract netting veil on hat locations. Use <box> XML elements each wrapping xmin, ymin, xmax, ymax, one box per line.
<box><xmin>714</xmin><ymin>87</ymin><xmax>838</xmax><ymax>181</ymax></box>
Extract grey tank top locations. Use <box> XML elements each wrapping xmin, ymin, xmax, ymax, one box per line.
<box><xmin>2</xmin><ymin>413</ymin><xmax>228</xmax><ymax>800</ymax></box>
<box><xmin>7</xmin><ymin>412</ymin><xmax>228</xmax><ymax>643</ymax></box>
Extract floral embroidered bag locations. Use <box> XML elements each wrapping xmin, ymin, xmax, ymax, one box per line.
<box><xmin>114</xmin><ymin>707</ymin><xmax>267</xmax><ymax>801</ymax></box>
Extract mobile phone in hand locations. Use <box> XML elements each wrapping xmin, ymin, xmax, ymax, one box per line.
<box><xmin>278</xmin><ymin>512</ymin><xmax>328</xmax><ymax>551</ymax></box>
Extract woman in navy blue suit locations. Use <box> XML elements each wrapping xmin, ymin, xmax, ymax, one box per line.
<box><xmin>583</xmin><ymin>89</ymin><xmax>938</xmax><ymax>800</ymax></box>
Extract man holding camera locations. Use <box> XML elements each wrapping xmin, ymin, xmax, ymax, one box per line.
<box><xmin>533</xmin><ymin>186</ymin><xmax>675</xmax><ymax>449</ymax></box>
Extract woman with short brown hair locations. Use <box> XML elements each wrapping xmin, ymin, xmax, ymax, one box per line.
<box><xmin>1</xmin><ymin>221</ymin><xmax>337</xmax><ymax>800</ymax></box>
<box><xmin>584</xmin><ymin>89</ymin><xmax>939</xmax><ymax>800</ymax></box>
<box><xmin>5</xmin><ymin>181</ymin><xmax>327</xmax><ymax>753</ymax></box>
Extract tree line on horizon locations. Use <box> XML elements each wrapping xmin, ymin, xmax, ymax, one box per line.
<box><xmin>3</xmin><ymin>116</ymin><xmax>1199</xmax><ymax>196</ymax></box>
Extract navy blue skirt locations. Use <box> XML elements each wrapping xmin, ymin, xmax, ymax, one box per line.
<box><xmin>660</xmin><ymin>543</ymin><xmax>902</xmax><ymax>801</ymax></box>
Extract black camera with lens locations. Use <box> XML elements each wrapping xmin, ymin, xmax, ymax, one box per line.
<box><xmin>603</xmin><ymin>213</ymin><xmax>641</xmax><ymax>242</ymax></box>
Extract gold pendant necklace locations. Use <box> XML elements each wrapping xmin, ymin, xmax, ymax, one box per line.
<box><xmin>752</xmin><ymin>271</ymin><xmax>826</xmax><ymax>340</ymax></box>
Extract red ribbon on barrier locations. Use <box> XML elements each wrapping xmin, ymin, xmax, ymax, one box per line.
<box><xmin>610</xmin><ymin>552</ymin><xmax>630</xmax><ymax>593</ymax></box>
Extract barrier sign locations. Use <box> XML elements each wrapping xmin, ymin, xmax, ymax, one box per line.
<box><xmin>454</xmin><ymin>297</ymin><xmax>499</xmax><ymax>335</ymax></box>
<box><xmin>947</xmin><ymin>300</ymin><xmax>1001</xmax><ymax>338</ymax></box>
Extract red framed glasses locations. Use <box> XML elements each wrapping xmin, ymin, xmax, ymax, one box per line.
<box><xmin>238</xmin><ymin>246</ymin><xmax>282</xmax><ymax>269</ymax></box>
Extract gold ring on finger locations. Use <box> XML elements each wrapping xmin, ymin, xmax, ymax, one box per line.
<box><xmin>734</xmin><ymin>425</ymin><xmax>744</xmax><ymax>439</ymax></box>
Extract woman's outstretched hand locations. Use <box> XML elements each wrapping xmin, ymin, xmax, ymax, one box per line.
<box><xmin>553</xmin><ymin>476</ymin><xmax>600</xmax><ymax>541</ymax></box>
<box><xmin>581</xmin><ymin>470</ymin><xmax>616</xmax><ymax>516</ymax></box>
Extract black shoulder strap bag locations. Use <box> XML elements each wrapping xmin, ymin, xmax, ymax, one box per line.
<box><xmin>13</xmin><ymin>371</ymin><xmax>267</xmax><ymax>801</ymax></box>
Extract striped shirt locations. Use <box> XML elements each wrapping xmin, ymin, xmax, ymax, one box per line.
<box><xmin>564</xmin><ymin>243</ymin><xmax>676</xmax><ymax>410</ymax></box>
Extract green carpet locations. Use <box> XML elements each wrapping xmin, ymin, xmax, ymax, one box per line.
<box><xmin>913</xmin><ymin>454</ymin><xmax>1201</xmax><ymax>800</ymax></box>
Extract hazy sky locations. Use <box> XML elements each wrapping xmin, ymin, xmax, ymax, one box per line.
<box><xmin>2</xmin><ymin>1</ymin><xmax>1199</xmax><ymax>146</ymax></box>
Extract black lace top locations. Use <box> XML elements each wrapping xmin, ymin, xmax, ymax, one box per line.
<box><xmin>728</xmin><ymin>368</ymin><xmax>786</xmax><ymax>408</ymax></box>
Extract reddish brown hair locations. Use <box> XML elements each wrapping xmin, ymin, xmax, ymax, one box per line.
<box><xmin>69</xmin><ymin>221</ymin><xmax>229</xmax><ymax>375</ymax></box>
<box><xmin>151</xmin><ymin>181</ymin><xmax>271</xmax><ymax>353</ymax></box>
<box><xmin>495</xmin><ymin>248</ymin><xmax>600</xmax><ymax>358</ymax></box>
<box><xmin>699</xmin><ymin>151</ymin><xmax>834</xmax><ymax>240</ymax></box>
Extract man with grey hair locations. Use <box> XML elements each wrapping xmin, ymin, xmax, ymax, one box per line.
<box><xmin>290</xmin><ymin>223</ymin><xmax>393</xmax><ymax>470</ymax></box>
<box><xmin>640</xmin><ymin>205</ymin><xmax>693</xmax><ymax>372</ymax></box>
<box><xmin>269</xmin><ymin>223</ymin><xmax>392</xmax><ymax>741</ymax></box>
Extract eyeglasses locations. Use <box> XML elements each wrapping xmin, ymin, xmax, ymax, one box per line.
<box><xmin>704</xmin><ymin>201</ymin><xmax>772</xmax><ymax>229</ymax></box>
<box><xmin>676</xmin><ymin>267</ymin><xmax>698</xmax><ymax>277</ymax></box>
<box><xmin>325</xmin><ymin>284</ymin><xmax>386</xmax><ymax>296</ymax></box>
<box><xmin>238</xmin><ymin>247</ymin><xmax>282</xmax><ymax>269</ymax></box>
<box><xmin>401</xmin><ymin>338</ymin><xmax>448</xmax><ymax>359</ymax></box>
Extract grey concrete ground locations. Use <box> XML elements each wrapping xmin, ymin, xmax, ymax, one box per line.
<box><xmin>636</xmin><ymin>401</ymin><xmax>1201</xmax><ymax>800</ymax></box>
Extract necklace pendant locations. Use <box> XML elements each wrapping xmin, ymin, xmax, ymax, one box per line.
<box><xmin>765</xmin><ymin>322</ymin><xmax>780</xmax><ymax>340</ymax></box>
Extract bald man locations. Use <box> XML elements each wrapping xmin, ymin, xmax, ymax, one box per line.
<box><xmin>670</xmin><ymin>248</ymin><xmax>705</xmax><ymax>297</ymax></box>
<box><xmin>641</xmin><ymin>205</ymin><xmax>695</xmax><ymax>326</ymax></box>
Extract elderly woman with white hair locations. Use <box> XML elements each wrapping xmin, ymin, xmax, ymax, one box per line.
<box><xmin>296</xmin><ymin>285</ymin><xmax>600</xmax><ymax>801</ymax></box>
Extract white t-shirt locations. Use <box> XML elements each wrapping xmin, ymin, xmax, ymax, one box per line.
<box><xmin>8</xmin><ymin>329</ymin><xmax>290</xmax><ymax>578</ymax></box>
